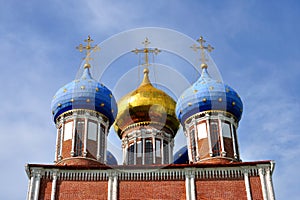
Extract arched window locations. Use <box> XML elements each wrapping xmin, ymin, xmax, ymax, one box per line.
<box><xmin>221</xmin><ymin>121</ymin><xmax>234</xmax><ymax>158</ymax></box>
<box><xmin>127</xmin><ymin>143</ymin><xmax>135</xmax><ymax>165</ymax></box>
<box><xmin>210</xmin><ymin>120</ymin><xmax>221</xmax><ymax>156</ymax></box>
<box><xmin>163</xmin><ymin>141</ymin><xmax>169</xmax><ymax>164</ymax></box>
<box><xmin>145</xmin><ymin>139</ymin><xmax>153</xmax><ymax>164</ymax></box>
<box><xmin>87</xmin><ymin>121</ymin><xmax>97</xmax><ymax>159</ymax></box>
<box><xmin>155</xmin><ymin>139</ymin><xmax>161</xmax><ymax>164</ymax></box>
<box><xmin>75</xmin><ymin>120</ymin><xmax>84</xmax><ymax>156</ymax></box>
<box><xmin>136</xmin><ymin>141</ymin><xmax>143</xmax><ymax>165</ymax></box>
<box><xmin>64</xmin><ymin>121</ymin><xmax>73</xmax><ymax>141</ymax></box>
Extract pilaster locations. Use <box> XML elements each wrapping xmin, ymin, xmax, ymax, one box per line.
<box><xmin>243</xmin><ymin>169</ymin><xmax>252</xmax><ymax>200</ymax></box>
<box><xmin>33</xmin><ymin>170</ymin><xmax>41</xmax><ymax>200</ymax></box>
<box><xmin>259</xmin><ymin>168</ymin><xmax>268</xmax><ymax>200</ymax></box>
<box><xmin>50</xmin><ymin>171</ymin><xmax>58</xmax><ymax>200</ymax></box>
<box><xmin>266</xmin><ymin>167</ymin><xmax>275</xmax><ymax>200</ymax></box>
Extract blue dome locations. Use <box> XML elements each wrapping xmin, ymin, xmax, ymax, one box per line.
<box><xmin>106</xmin><ymin>150</ymin><xmax>118</xmax><ymax>165</ymax></box>
<box><xmin>176</xmin><ymin>66</ymin><xmax>243</xmax><ymax>124</ymax></box>
<box><xmin>51</xmin><ymin>67</ymin><xmax>117</xmax><ymax>126</ymax></box>
<box><xmin>173</xmin><ymin>145</ymin><xmax>189</xmax><ymax>164</ymax></box>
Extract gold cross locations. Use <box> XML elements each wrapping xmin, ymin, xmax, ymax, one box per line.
<box><xmin>132</xmin><ymin>38</ymin><xmax>161</xmax><ymax>67</ymax></box>
<box><xmin>76</xmin><ymin>35</ymin><xmax>100</xmax><ymax>68</ymax></box>
<box><xmin>191</xmin><ymin>36</ymin><xmax>214</xmax><ymax>65</ymax></box>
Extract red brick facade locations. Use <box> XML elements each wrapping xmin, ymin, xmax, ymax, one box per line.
<box><xmin>39</xmin><ymin>179</ymin><xmax>52</xmax><ymax>200</ymax></box>
<box><xmin>196</xmin><ymin>178</ymin><xmax>246</xmax><ymax>200</ymax></box>
<box><xmin>118</xmin><ymin>180</ymin><xmax>186</xmax><ymax>200</ymax></box>
<box><xmin>61</xmin><ymin>140</ymin><xmax>72</xmax><ymax>160</ymax></box>
<box><xmin>36</xmin><ymin>175</ymin><xmax>265</xmax><ymax>200</ymax></box>
<box><xmin>26</xmin><ymin>161</ymin><xmax>274</xmax><ymax>200</ymax></box>
<box><xmin>55</xmin><ymin>180</ymin><xmax>108</xmax><ymax>200</ymax></box>
<box><xmin>249</xmin><ymin>177</ymin><xmax>263</xmax><ymax>200</ymax></box>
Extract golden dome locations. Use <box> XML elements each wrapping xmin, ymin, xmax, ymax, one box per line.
<box><xmin>114</xmin><ymin>68</ymin><xmax>179</xmax><ymax>138</ymax></box>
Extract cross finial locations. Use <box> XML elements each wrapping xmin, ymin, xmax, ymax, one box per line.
<box><xmin>191</xmin><ymin>36</ymin><xmax>214</xmax><ymax>68</ymax></box>
<box><xmin>132</xmin><ymin>37</ymin><xmax>161</xmax><ymax>67</ymax></box>
<box><xmin>76</xmin><ymin>35</ymin><xmax>100</xmax><ymax>68</ymax></box>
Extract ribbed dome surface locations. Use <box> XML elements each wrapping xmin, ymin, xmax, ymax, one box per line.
<box><xmin>176</xmin><ymin>66</ymin><xmax>243</xmax><ymax>124</ymax></box>
<box><xmin>114</xmin><ymin>68</ymin><xmax>179</xmax><ymax>137</ymax></box>
<box><xmin>51</xmin><ymin>67</ymin><xmax>117</xmax><ymax>126</ymax></box>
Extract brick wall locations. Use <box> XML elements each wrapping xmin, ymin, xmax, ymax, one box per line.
<box><xmin>249</xmin><ymin>176</ymin><xmax>263</xmax><ymax>200</ymax></box>
<box><xmin>55</xmin><ymin>180</ymin><xmax>108</xmax><ymax>200</ymax></box>
<box><xmin>196</xmin><ymin>178</ymin><xmax>247</xmax><ymax>200</ymax></box>
<box><xmin>56</xmin><ymin>157</ymin><xmax>104</xmax><ymax>166</ymax></box>
<box><xmin>223</xmin><ymin>137</ymin><xmax>234</xmax><ymax>158</ymax></box>
<box><xmin>118</xmin><ymin>180</ymin><xmax>186</xmax><ymax>200</ymax></box>
<box><xmin>61</xmin><ymin>140</ymin><xmax>72</xmax><ymax>159</ymax></box>
<box><xmin>39</xmin><ymin>179</ymin><xmax>52</xmax><ymax>200</ymax></box>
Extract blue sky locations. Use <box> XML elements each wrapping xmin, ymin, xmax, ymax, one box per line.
<box><xmin>1</xmin><ymin>0</ymin><xmax>299</xmax><ymax>199</ymax></box>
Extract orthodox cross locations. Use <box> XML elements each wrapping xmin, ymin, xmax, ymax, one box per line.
<box><xmin>132</xmin><ymin>38</ymin><xmax>161</xmax><ymax>67</ymax></box>
<box><xmin>76</xmin><ymin>35</ymin><xmax>100</xmax><ymax>68</ymax></box>
<box><xmin>191</xmin><ymin>36</ymin><xmax>214</xmax><ymax>65</ymax></box>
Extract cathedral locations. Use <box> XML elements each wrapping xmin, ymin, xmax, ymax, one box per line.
<box><xmin>25</xmin><ymin>35</ymin><xmax>276</xmax><ymax>200</ymax></box>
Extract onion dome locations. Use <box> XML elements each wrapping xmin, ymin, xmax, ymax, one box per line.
<box><xmin>114</xmin><ymin>68</ymin><xmax>180</xmax><ymax>137</ymax></box>
<box><xmin>51</xmin><ymin>64</ymin><xmax>117</xmax><ymax>126</ymax></box>
<box><xmin>106</xmin><ymin>150</ymin><xmax>118</xmax><ymax>165</ymax></box>
<box><xmin>176</xmin><ymin>64</ymin><xmax>243</xmax><ymax>124</ymax></box>
<box><xmin>173</xmin><ymin>145</ymin><xmax>189</xmax><ymax>164</ymax></box>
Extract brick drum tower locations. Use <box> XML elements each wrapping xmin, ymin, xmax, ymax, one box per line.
<box><xmin>25</xmin><ymin>35</ymin><xmax>276</xmax><ymax>200</ymax></box>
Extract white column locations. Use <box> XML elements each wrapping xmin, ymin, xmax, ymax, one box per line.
<box><xmin>107</xmin><ymin>175</ymin><xmax>113</xmax><ymax>200</ymax></box>
<box><xmin>104</xmin><ymin>124</ymin><xmax>108</xmax><ymax>163</ymax></box>
<box><xmin>185</xmin><ymin>174</ymin><xmax>191</xmax><ymax>200</ymax></box>
<box><xmin>51</xmin><ymin>172</ymin><xmax>58</xmax><ymax>200</ymax></box>
<box><xmin>233</xmin><ymin>123</ymin><xmax>240</xmax><ymax>159</ymax></box>
<box><xmin>54</xmin><ymin>128</ymin><xmax>60</xmax><ymax>162</ymax></box>
<box><xmin>244</xmin><ymin>169</ymin><xmax>252</xmax><ymax>200</ymax></box>
<box><xmin>193</xmin><ymin>119</ymin><xmax>200</xmax><ymax>161</ymax></box>
<box><xmin>230</xmin><ymin>123</ymin><xmax>238</xmax><ymax>159</ymax></box>
<box><xmin>152</xmin><ymin>135</ymin><xmax>156</xmax><ymax>164</ymax></box>
<box><xmin>190</xmin><ymin>173</ymin><xmax>196</xmax><ymax>200</ymax></box>
<box><xmin>97</xmin><ymin>122</ymin><xmax>101</xmax><ymax>161</ymax></box>
<box><xmin>28</xmin><ymin>175</ymin><xmax>35</xmax><ymax>200</ymax></box>
<box><xmin>185</xmin><ymin>129</ymin><xmax>192</xmax><ymax>163</ymax></box>
<box><xmin>71</xmin><ymin>118</ymin><xmax>77</xmax><ymax>156</ymax></box>
<box><xmin>59</xmin><ymin>120</ymin><xmax>64</xmax><ymax>161</ymax></box>
<box><xmin>33</xmin><ymin>172</ymin><xmax>41</xmax><ymax>200</ymax></box>
<box><xmin>266</xmin><ymin>168</ymin><xmax>275</xmax><ymax>200</ymax></box>
<box><xmin>206</xmin><ymin>116</ymin><xmax>213</xmax><ymax>156</ymax></box>
<box><xmin>83</xmin><ymin>118</ymin><xmax>88</xmax><ymax>157</ymax></box>
<box><xmin>161</xmin><ymin>138</ymin><xmax>164</xmax><ymax>164</ymax></box>
<box><xmin>218</xmin><ymin>117</ymin><xmax>226</xmax><ymax>157</ymax></box>
<box><xmin>134</xmin><ymin>137</ymin><xmax>137</xmax><ymax>165</ymax></box>
<box><xmin>259</xmin><ymin>168</ymin><xmax>268</xmax><ymax>200</ymax></box>
<box><xmin>142</xmin><ymin>138</ymin><xmax>145</xmax><ymax>165</ymax></box>
<box><xmin>112</xmin><ymin>174</ymin><xmax>118</xmax><ymax>200</ymax></box>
